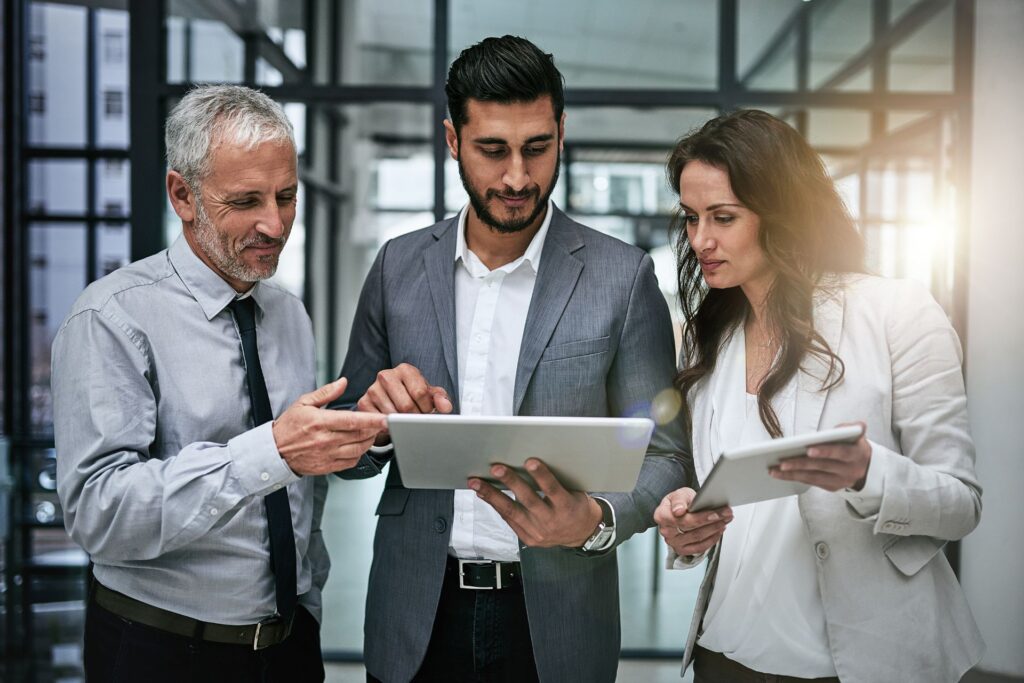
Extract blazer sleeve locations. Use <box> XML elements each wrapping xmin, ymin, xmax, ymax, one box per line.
<box><xmin>332</xmin><ymin>241</ymin><xmax>396</xmax><ymax>480</ymax></box>
<box><xmin>856</xmin><ymin>279</ymin><xmax>982</xmax><ymax>541</ymax></box>
<box><xmin>597</xmin><ymin>253</ymin><xmax>694</xmax><ymax>548</ymax></box>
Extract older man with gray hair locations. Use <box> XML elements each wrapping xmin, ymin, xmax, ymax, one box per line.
<box><xmin>52</xmin><ymin>84</ymin><xmax>384</xmax><ymax>681</ymax></box>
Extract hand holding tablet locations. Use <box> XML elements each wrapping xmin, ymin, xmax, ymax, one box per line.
<box><xmin>689</xmin><ymin>424</ymin><xmax>866</xmax><ymax>512</ymax></box>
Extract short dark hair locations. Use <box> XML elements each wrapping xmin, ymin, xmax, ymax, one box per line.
<box><xmin>445</xmin><ymin>35</ymin><xmax>565</xmax><ymax>133</ymax></box>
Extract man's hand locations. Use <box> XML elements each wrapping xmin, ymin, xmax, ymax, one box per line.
<box><xmin>272</xmin><ymin>378</ymin><xmax>388</xmax><ymax>475</ymax></box>
<box><xmin>769</xmin><ymin>421</ymin><xmax>871</xmax><ymax>491</ymax></box>
<box><xmin>468</xmin><ymin>459</ymin><xmax>603</xmax><ymax>548</ymax></box>
<box><xmin>356</xmin><ymin>363</ymin><xmax>452</xmax><ymax>445</ymax></box>
<box><xmin>654</xmin><ymin>488</ymin><xmax>732</xmax><ymax>558</ymax></box>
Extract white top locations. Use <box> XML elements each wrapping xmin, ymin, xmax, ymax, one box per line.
<box><xmin>448</xmin><ymin>202</ymin><xmax>552</xmax><ymax>561</ymax></box>
<box><xmin>695</xmin><ymin>324</ymin><xmax>837</xmax><ymax>678</ymax></box>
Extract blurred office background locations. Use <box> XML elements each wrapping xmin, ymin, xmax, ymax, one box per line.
<box><xmin>1</xmin><ymin>0</ymin><xmax>1021</xmax><ymax>681</ymax></box>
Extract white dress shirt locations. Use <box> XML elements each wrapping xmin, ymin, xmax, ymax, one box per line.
<box><xmin>448</xmin><ymin>202</ymin><xmax>553</xmax><ymax>561</ymax></box>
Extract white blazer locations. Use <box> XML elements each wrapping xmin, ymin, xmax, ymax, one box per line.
<box><xmin>679</xmin><ymin>274</ymin><xmax>985</xmax><ymax>683</ymax></box>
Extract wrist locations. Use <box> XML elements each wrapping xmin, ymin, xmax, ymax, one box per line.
<box><xmin>577</xmin><ymin>497</ymin><xmax>616</xmax><ymax>552</ymax></box>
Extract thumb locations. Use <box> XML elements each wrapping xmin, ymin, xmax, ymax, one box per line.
<box><xmin>668</xmin><ymin>487</ymin><xmax>696</xmax><ymax>517</ymax></box>
<box><xmin>298</xmin><ymin>377</ymin><xmax>349</xmax><ymax>408</ymax></box>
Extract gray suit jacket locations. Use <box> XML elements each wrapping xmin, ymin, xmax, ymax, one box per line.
<box><xmin>336</xmin><ymin>207</ymin><xmax>692</xmax><ymax>683</ymax></box>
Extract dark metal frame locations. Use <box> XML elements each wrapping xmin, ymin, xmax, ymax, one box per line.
<box><xmin>3</xmin><ymin>0</ymin><xmax>976</xmax><ymax>668</ymax></box>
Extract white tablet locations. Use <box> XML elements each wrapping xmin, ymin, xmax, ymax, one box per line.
<box><xmin>689</xmin><ymin>425</ymin><xmax>865</xmax><ymax>512</ymax></box>
<box><xmin>387</xmin><ymin>414</ymin><xmax>655</xmax><ymax>492</ymax></box>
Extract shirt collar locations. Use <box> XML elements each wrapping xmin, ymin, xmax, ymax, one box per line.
<box><xmin>454</xmin><ymin>198</ymin><xmax>553</xmax><ymax>276</ymax></box>
<box><xmin>168</xmin><ymin>233</ymin><xmax>263</xmax><ymax>320</ymax></box>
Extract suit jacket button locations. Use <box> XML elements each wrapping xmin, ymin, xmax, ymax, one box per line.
<box><xmin>815</xmin><ymin>542</ymin><xmax>830</xmax><ymax>560</ymax></box>
<box><xmin>433</xmin><ymin>517</ymin><xmax>448</xmax><ymax>533</ymax></box>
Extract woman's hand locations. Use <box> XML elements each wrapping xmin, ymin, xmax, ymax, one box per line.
<box><xmin>769</xmin><ymin>421</ymin><xmax>872</xmax><ymax>491</ymax></box>
<box><xmin>654</xmin><ymin>487</ymin><xmax>732</xmax><ymax>557</ymax></box>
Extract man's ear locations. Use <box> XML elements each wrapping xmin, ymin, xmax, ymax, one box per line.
<box><xmin>166</xmin><ymin>171</ymin><xmax>197</xmax><ymax>223</ymax></box>
<box><xmin>558</xmin><ymin>112</ymin><xmax>566</xmax><ymax>153</ymax></box>
<box><xmin>443</xmin><ymin>119</ymin><xmax>459</xmax><ymax>160</ymax></box>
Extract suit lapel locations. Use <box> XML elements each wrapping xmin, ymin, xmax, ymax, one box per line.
<box><xmin>423</xmin><ymin>217</ymin><xmax>460</xmax><ymax>399</ymax></box>
<box><xmin>794</xmin><ymin>282</ymin><xmax>846</xmax><ymax>435</ymax></box>
<box><xmin>513</xmin><ymin>210</ymin><xmax>585</xmax><ymax>414</ymax></box>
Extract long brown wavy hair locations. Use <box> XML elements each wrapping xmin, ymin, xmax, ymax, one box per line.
<box><xmin>668</xmin><ymin>110</ymin><xmax>865</xmax><ymax>437</ymax></box>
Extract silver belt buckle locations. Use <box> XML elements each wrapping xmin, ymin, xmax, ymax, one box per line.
<box><xmin>458</xmin><ymin>559</ymin><xmax>499</xmax><ymax>590</ymax></box>
<box><xmin>253</xmin><ymin>616</ymin><xmax>282</xmax><ymax>651</ymax></box>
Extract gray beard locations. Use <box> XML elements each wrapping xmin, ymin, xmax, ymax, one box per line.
<box><xmin>191</xmin><ymin>197</ymin><xmax>282</xmax><ymax>284</ymax></box>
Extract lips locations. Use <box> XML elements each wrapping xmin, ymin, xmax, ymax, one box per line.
<box><xmin>699</xmin><ymin>259</ymin><xmax>725</xmax><ymax>273</ymax></box>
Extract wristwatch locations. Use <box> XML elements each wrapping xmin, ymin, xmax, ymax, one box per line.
<box><xmin>580</xmin><ymin>497</ymin><xmax>616</xmax><ymax>553</ymax></box>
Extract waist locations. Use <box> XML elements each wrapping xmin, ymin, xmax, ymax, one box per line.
<box><xmin>694</xmin><ymin>645</ymin><xmax>839</xmax><ymax>683</ymax></box>
<box><xmin>91</xmin><ymin>580</ymin><xmax>300</xmax><ymax>650</ymax></box>
<box><xmin>444</xmin><ymin>555</ymin><xmax>523</xmax><ymax>591</ymax></box>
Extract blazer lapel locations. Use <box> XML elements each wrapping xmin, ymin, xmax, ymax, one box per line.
<box><xmin>513</xmin><ymin>210</ymin><xmax>585</xmax><ymax>414</ymax></box>
<box><xmin>794</xmin><ymin>282</ymin><xmax>846</xmax><ymax>435</ymax></box>
<box><xmin>423</xmin><ymin>217</ymin><xmax>461</xmax><ymax>398</ymax></box>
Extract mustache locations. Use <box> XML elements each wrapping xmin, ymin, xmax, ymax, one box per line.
<box><xmin>241</xmin><ymin>233</ymin><xmax>285</xmax><ymax>249</ymax></box>
<box><xmin>487</xmin><ymin>186</ymin><xmax>539</xmax><ymax>200</ymax></box>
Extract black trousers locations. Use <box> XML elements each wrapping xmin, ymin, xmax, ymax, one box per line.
<box><xmin>693</xmin><ymin>645</ymin><xmax>840</xmax><ymax>683</ymax></box>
<box><xmin>84</xmin><ymin>598</ymin><xmax>325</xmax><ymax>683</ymax></box>
<box><xmin>369</xmin><ymin>561</ymin><xmax>540</xmax><ymax>683</ymax></box>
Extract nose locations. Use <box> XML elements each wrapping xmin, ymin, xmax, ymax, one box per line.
<box><xmin>688</xmin><ymin>218</ymin><xmax>715</xmax><ymax>253</ymax></box>
<box><xmin>501</xmin><ymin>152</ymin><xmax>529</xmax><ymax>192</ymax></box>
<box><xmin>255</xmin><ymin>201</ymin><xmax>286</xmax><ymax>239</ymax></box>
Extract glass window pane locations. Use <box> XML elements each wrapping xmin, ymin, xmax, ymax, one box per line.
<box><xmin>30</xmin><ymin>224</ymin><xmax>87</xmax><ymax>434</ymax></box>
<box><xmin>268</xmin><ymin>181</ymin><xmax>306</xmax><ymax>299</ymax></box>
<box><xmin>450</xmin><ymin>0</ymin><xmax>718</xmax><ymax>90</ymax></box>
<box><xmin>96</xmin><ymin>159</ymin><xmax>130</xmax><ymax>218</ymax></box>
<box><xmin>805</xmin><ymin>109</ymin><xmax>872</xmax><ymax>149</ymax></box>
<box><xmin>28</xmin><ymin>160</ymin><xmax>87</xmax><ymax>215</ymax></box>
<box><xmin>738</xmin><ymin>0</ymin><xmax>802</xmax><ymax>91</ymax></box>
<box><xmin>166</xmin><ymin>1</ymin><xmax>245</xmax><ymax>84</ymax></box>
<box><xmin>311</xmin><ymin>0</ymin><xmax>432</xmax><ymax>86</ymax></box>
<box><xmin>809</xmin><ymin>0</ymin><xmax>872</xmax><ymax>91</ymax></box>
<box><xmin>96</xmin><ymin>223</ymin><xmax>131</xmax><ymax>278</ymax></box>
<box><xmin>95</xmin><ymin>9</ymin><xmax>130</xmax><ymax>148</ymax></box>
<box><xmin>889</xmin><ymin>1</ymin><xmax>954</xmax><ymax>93</ymax></box>
<box><xmin>28</xmin><ymin>2</ymin><xmax>88</xmax><ymax>147</ymax></box>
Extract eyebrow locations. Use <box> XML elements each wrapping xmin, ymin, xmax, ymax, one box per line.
<box><xmin>225</xmin><ymin>185</ymin><xmax>298</xmax><ymax>199</ymax></box>
<box><xmin>472</xmin><ymin>134</ymin><xmax>555</xmax><ymax>146</ymax></box>
<box><xmin>678</xmin><ymin>201</ymin><xmax>745</xmax><ymax>212</ymax></box>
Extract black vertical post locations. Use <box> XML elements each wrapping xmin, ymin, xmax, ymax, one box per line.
<box><xmin>870</xmin><ymin>0</ymin><xmax>890</xmax><ymax>141</ymax></box>
<box><xmin>86</xmin><ymin>8</ymin><xmax>98</xmax><ymax>285</ymax></box>
<box><xmin>432</xmin><ymin>0</ymin><xmax>448</xmax><ymax>222</ymax></box>
<box><xmin>794</xmin><ymin>5</ymin><xmax>810</xmax><ymax>136</ymax></box>
<box><xmin>718</xmin><ymin>0</ymin><xmax>738</xmax><ymax>113</ymax></box>
<box><xmin>129</xmin><ymin>0</ymin><xmax>166</xmax><ymax>262</ymax></box>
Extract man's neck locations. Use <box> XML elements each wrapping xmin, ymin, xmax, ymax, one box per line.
<box><xmin>464</xmin><ymin>204</ymin><xmax>547</xmax><ymax>270</ymax></box>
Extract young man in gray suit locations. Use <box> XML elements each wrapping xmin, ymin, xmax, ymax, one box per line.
<box><xmin>335</xmin><ymin>36</ymin><xmax>693</xmax><ymax>683</ymax></box>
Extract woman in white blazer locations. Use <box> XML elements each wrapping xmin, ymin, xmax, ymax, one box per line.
<box><xmin>654</xmin><ymin>110</ymin><xmax>984</xmax><ymax>683</ymax></box>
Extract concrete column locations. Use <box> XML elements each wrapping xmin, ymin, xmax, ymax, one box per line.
<box><xmin>961</xmin><ymin>0</ymin><xmax>1024</xmax><ymax>676</ymax></box>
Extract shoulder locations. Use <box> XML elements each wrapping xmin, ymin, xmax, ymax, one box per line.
<box><xmin>831</xmin><ymin>273</ymin><xmax>941</xmax><ymax>315</ymax></box>
<box><xmin>554</xmin><ymin>212</ymin><xmax>650</xmax><ymax>275</ymax></box>
<box><xmin>64</xmin><ymin>251</ymin><xmax>174</xmax><ymax>323</ymax></box>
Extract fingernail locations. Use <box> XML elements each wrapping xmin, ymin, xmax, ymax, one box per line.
<box><xmin>468</xmin><ymin>479</ymin><xmax>480</xmax><ymax>491</ymax></box>
<box><xmin>807</xmin><ymin>448</ymin><xmax>820</xmax><ymax>457</ymax></box>
<box><xmin>672</xmin><ymin>506</ymin><xmax>687</xmax><ymax>516</ymax></box>
<box><xmin>707</xmin><ymin>512</ymin><xmax>719</xmax><ymax>521</ymax></box>
<box><xmin>492</xmin><ymin>465</ymin><xmax>505</xmax><ymax>477</ymax></box>
<box><xmin>526</xmin><ymin>460</ymin><xmax>538</xmax><ymax>472</ymax></box>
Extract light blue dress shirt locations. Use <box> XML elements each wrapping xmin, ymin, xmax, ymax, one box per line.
<box><xmin>52</xmin><ymin>234</ymin><xmax>330</xmax><ymax>625</ymax></box>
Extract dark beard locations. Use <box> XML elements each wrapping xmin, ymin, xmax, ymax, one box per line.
<box><xmin>458</xmin><ymin>148</ymin><xmax>561</xmax><ymax>234</ymax></box>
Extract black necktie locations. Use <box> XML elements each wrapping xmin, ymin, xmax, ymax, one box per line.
<box><xmin>229</xmin><ymin>297</ymin><xmax>297</xmax><ymax>623</ymax></box>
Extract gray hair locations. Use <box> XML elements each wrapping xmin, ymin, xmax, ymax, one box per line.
<box><xmin>165</xmin><ymin>85</ymin><xmax>295</xmax><ymax>192</ymax></box>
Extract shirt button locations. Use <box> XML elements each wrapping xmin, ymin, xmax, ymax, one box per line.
<box><xmin>882</xmin><ymin>521</ymin><xmax>895</xmax><ymax>531</ymax></box>
<box><xmin>433</xmin><ymin>517</ymin><xmax>448</xmax><ymax>534</ymax></box>
<box><xmin>209</xmin><ymin>508</ymin><xmax>218</xmax><ymax>516</ymax></box>
<box><xmin>814</xmin><ymin>542</ymin><xmax>829</xmax><ymax>560</ymax></box>
<box><xmin>260</xmin><ymin>472</ymin><xmax>270</xmax><ymax>482</ymax></box>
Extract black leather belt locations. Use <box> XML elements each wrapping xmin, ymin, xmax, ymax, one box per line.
<box><xmin>446</xmin><ymin>556</ymin><xmax>522</xmax><ymax>590</ymax></box>
<box><xmin>92</xmin><ymin>581</ymin><xmax>293</xmax><ymax>650</ymax></box>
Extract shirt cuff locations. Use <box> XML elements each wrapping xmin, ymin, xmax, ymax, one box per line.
<box><xmin>667</xmin><ymin>548</ymin><xmax>709</xmax><ymax>570</ymax></box>
<box><xmin>228</xmin><ymin>421</ymin><xmax>300</xmax><ymax>497</ymax></box>
<box><xmin>837</xmin><ymin>439</ymin><xmax>886</xmax><ymax>518</ymax></box>
<box><xmin>368</xmin><ymin>442</ymin><xmax>395</xmax><ymax>455</ymax></box>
